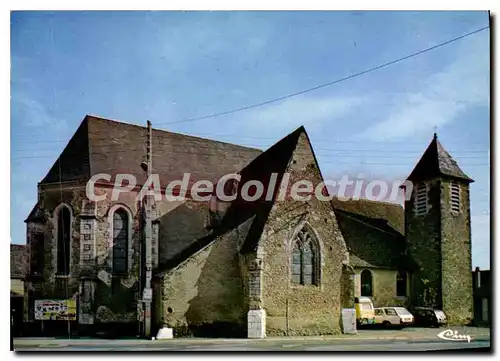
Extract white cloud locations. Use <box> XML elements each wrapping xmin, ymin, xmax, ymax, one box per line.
<box><xmin>237</xmin><ymin>95</ymin><xmax>366</xmax><ymax>135</ymax></box>
<box><xmin>354</xmin><ymin>32</ymin><xmax>489</xmax><ymax>141</ymax></box>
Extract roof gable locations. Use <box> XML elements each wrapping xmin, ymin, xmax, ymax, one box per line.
<box><xmin>155</xmin><ymin>126</ymin><xmax>304</xmax><ymax>272</ymax></box>
<box><xmin>41</xmin><ymin>115</ymin><xmax>262</xmax><ymax>186</ymax></box>
<box><xmin>230</xmin><ymin>126</ymin><xmax>304</xmax><ymax>253</ymax></box>
<box><xmin>406</xmin><ymin>134</ymin><xmax>474</xmax><ymax>183</ymax></box>
<box><xmin>41</xmin><ymin>117</ymin><xmax>91</xmax><ymax>184</ymax></box>
<box><xmin>24</xmin><ymin>202</ymin><xmax>45</xmax><ymax>223</ymax></box>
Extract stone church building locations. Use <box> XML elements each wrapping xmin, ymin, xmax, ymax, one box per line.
<box><xmin>23</xmin><ymin>115</ymin><xmax>474</xmax><ymax>337</ymax></box>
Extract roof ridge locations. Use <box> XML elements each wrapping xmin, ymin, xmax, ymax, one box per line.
<box><xmin>10</xmin><ymin>244</ymin><xmax>27</xmax><ymax>248</ymax></box>
<box><xmin>86</xmin><ymin>114</ymin><xmax>263</xmax><ymax>152</ymax></box>
<box><xmin>235</xmin><ymin>125</ymin><xmax>304</xmax><ymax>177</ymax></box>
<box><xmin>332</xmin><ymin>196</ymin><xmax>403</xmax><ymax>208</ymax></box>
<box><xmin>334</xmin><ymin>208</ymin><xmax>402</xmax><ymax>237</ymax></box>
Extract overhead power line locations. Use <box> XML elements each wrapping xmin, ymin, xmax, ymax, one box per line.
<box><xmin>11</xmin><ymin>132</ymin><xmax>491</xmax><ymax>146</ymax></box>
<box><xmin>10</xmin><ymin>142</ymin><xmax>489</xmax><ymax>155</ymax></box>
<box><xmin>153</xmin><ymin>25</ymin><xmax>489</xmax><ymax>126</ymax></box>
<box><xmin>10</xmin><ymin>153</ymin><xmax>489</xmax><ymax>166</ymax></box>
<box><xmin>11</xmin><ymin>132</ymin><xmax>491</xmax><ymax>152</ymax></box>
<box><xmin>10</xmin><ymin>146</ymin><xmax>489</xmax><ymax>158</ymax></box>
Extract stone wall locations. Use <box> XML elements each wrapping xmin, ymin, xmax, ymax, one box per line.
<box><xmin>26</xmin><ymin>184</ymin><xmax>150</xmax><ymax>328</ymax></box>
<box><xmin>28</xmin><ymin>180</ymin><xmax>249</xmax><ymax>333</ymax></box>
<box><xmin>259</xmin><ymin>133</ymin><xmax>353</xmax><ymax>336</ymax></box>
<box><xmin>406</xmin><ymin>179</ymin><xmax>442</xmax><ymax>308</ymax></box>
<box><xmin>439</xmin><ymin>178</ymin><xmax>473</xmax><ymax>324</ymax></box>
<box><xmin>406</xmin><ymin>177</ymin><xmax>473</xmax><ymax>325</ymax></box>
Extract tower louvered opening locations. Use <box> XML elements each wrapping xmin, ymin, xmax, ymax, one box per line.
<box><xmin>450</xmin><ymin>182</ymin><xmax>461</xmax><ymax>213</ymax></box>
<box><xmin>414</xmin><ymin>183</ymin><xmax>428</xmax><ymax>216</ymax></box>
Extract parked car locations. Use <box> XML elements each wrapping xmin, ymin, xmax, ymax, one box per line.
<box><xmin>374</xmin><ymin>307</ymin><xmax>414</xmax><ymax>328</ymax></box>
<box><xmin>354</xmin><ymin>297</ymin><xmax>376</xmax><ymax>327</ymax></box>
<box><xmin>410</xmin><ymin>307</ymin><xmax>447</xmax><ymax>327</ymax></box>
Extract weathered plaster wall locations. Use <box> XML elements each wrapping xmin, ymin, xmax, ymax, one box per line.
<box><xmin>11</xmin><ymin>279</ymin><xmax>24</xmax><ymax>296</ymax></box>
<box><xmin>160</xmin><ymin>228</ymin><xmax>246</xmax><ymax>336</ymax></box>
<box><xmin>353</xmin><ymin>268</ymin><xmax>408</xmax><ymax>307</ymax></box>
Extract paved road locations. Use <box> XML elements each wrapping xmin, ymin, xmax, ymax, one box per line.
<box><xmin>14</xmin><ymin>327</ymin><xmax>491</xmax><ymax>352</ymax></box>
<box><xmin>16</xmin><ymin>339</ymin><xmax>491</xmax><ymax>352</ymax></box>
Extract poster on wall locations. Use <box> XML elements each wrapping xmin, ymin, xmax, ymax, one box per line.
<box><xmin>34</xmin><ymin>299</ymin><xmax>77</xmax><ymax>321</ymax></box>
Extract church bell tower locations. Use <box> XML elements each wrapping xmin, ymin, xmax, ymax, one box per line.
<box><xmin>404</xmin><ymin>133</ymin><xmax>474</xmax><ymax>325</ymax></box>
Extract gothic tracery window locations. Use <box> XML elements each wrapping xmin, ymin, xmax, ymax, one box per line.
<box><xmin>291</xmin><ymin>227</ymin><xmax>319</xmax><ymax>286</ymax></box>
<box><xmin>112</xmin><ymin>209</ymin><xmax>129</xmax><ymax>275</ymax></box>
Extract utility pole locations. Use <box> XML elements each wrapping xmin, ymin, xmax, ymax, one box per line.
<box><xmin>143</xmin><ymin>120</ymin><xmax>153</xmax><ymax>338</ymax></box>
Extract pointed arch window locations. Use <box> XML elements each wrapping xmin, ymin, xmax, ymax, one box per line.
<box><xmin>56</xmin><ymin>206</ymin><xmax>71</xmax><ymax>275</ymax></box>
<box><xmin>361</xmin><ymin>270</ymin><xmax>373</xmax><ymax>296</ymax></box>
<box><xmin>112</xmin><ymin>209</ymin><xmax>129</xmax><ymax>275</ymax></box>
<box><xmin>291</xmin><ymin>227</ymin><xmax>319</xmax><ymax>286</ymax></box>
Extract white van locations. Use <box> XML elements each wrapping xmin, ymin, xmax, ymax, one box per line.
<box><xmin>374</xmin><ymin>307</ymin><xmax>414</xmax><ymax>328</ymax></box>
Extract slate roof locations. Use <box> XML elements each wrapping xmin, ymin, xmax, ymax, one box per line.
<box><xmin>31</xmin><ymin>115</ymin><xmax>263</xmax><ymax>224</ymax></box>
<box><xmin>156</xmin><ymin>127</ymin><xmax>415</xmax><ymax>273</ymax></box>
<box><xmin>41</xmin><ymin>115</ymin><xmax>262</xmax><ymax>186</ymax></box>
<box><xmin>156</xmin><ymin>199</ymin><xmax>214</xmax><ymax>270</ymax></box>
<box><xmin>225</xmin><ymin>126</ymin><xmax>304</xmax><ymax>254</ymax></box>
<box><xmin>331</xmin><ymin>198</ymin><xmax>404</xmax><ymax>235</ymax></box>
<box><xmin>25</xmin><ymin>202</ymin><xmax>45</xmax><ymax>223</ymax></box>
<box><xmin>33</xmin><ymin>115</ymin><xmax>425</xmax><ymax>273</ymax></box>
<box><xmin>406</xmin><ymin>133</ymin><xmax>474</xmax><ymax>183</ymax></box>
<box><xmin>11</xmin><ymin>244</ymin><xmax>28</xmax><ymax>279</ymax></box>
<box><xmin>331</xmin><ymin>198</ymin><xmax>414</xmax><ymax>270</ymax></box>
<box><xmin>156</xmin><ymin>126</ymin><xmax>305</xmax><ymax>273</ymax></box>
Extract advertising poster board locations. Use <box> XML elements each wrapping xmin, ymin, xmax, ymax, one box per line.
<box><xmin>34</xmin><ymin>299</ymin><xmax>77</xmax><ymax>321</ymax></box>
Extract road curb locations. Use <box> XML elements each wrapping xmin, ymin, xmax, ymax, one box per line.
<box><xmin>14</xmin><ymin>332</ymin><xmax>490</xmax><ymax>349</ymax></box>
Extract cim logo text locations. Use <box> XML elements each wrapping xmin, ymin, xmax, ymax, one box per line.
<box><xmin>437</xmin><ymin>329</ymin><xmax>472</xmax><ymax>343</ymax></box>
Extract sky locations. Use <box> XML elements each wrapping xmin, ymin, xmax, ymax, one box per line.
<box><xmin>10</xmin><ymin>11</ymin><xmax>490</xmax><ymax>269</ymax></box>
